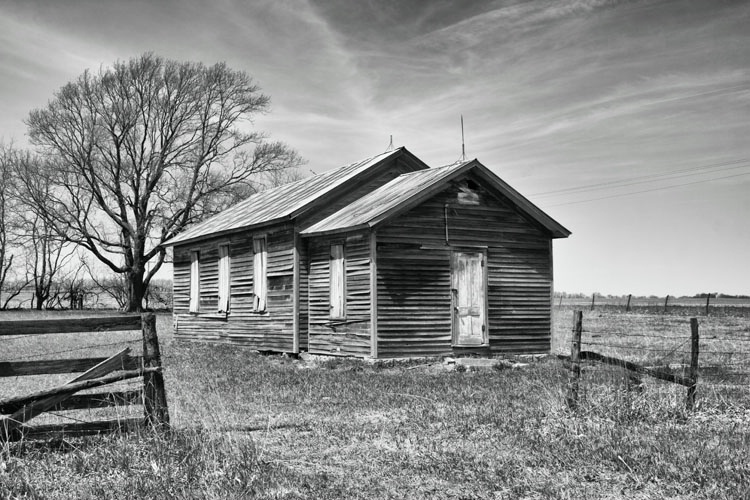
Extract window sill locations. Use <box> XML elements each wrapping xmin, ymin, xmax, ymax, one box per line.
<box><xmin>187</xmin><ymin>311</ymin><xmax>229</xmax><ymax>321</ymax></box>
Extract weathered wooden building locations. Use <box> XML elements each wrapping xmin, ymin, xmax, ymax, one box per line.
<box><xmin>164</xmin><ymin>148</ymin><xmax>430</xmax><ymax>353</ymax></box>
<box><xmin>165</xmin><ymin>148</ymin><xmax>570</xmax><ymax>358</ymax></box>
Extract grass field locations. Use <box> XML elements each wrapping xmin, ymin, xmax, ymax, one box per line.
<box><xmin>1</xmin><ymin>308</ymin><xmax>749</xmax><ymax>499</ymax></box>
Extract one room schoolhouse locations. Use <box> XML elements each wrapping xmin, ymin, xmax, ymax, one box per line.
<box><xmin>164</xmin><ymin>147</ymin><xmax>570</xmax><ymax>358</ymax></box>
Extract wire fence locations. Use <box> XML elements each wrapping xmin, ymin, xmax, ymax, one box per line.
<box><xmin>555</xmin><ymin>294</ymin><xmax>750</xmax><ymax>318</ymax></box>
<box><xmin>556</xmin><ymin>307</ymin><xmax>750</xmax><ymax>414</ymax></box>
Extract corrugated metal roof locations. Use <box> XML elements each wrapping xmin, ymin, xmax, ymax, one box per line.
<box><xmin>164</xmin><ymin>148</ymin><xmax>407</xmax><ymax>246</ymax></box>
<box><xmin>301</xmin><ymin>159</ymin><xmax>571</xmax><ymax>238</ymax></box>
<box><xmin>301</xmin><ymin>161</ymin><xmax>468</xmax><ymax>235</ymax></box>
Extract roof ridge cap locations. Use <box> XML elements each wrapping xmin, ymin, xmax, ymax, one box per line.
<box><xmin>397</xmin><ymin>161</ymin><xmax>461</xmax><ymax>178</ymax></box>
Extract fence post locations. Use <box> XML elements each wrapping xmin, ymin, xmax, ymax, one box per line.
<box><xmin>705</xmin><ymin>294</ymin><xmax>710</xmax><ymax>315</ymax></box>
<box><xmin>686</xmin><ymin>317</ymin><xmax>699</xmax><ymax>410</ymax></box>
<box><xmin>142</xmin><ymin>313</ymin><xmax>170</xmax><ymax>429</ymax></box>
<box><xmin>625</xmin><ymin>294</ymin><xmax>632</xmax><ymax>312</ymax></box>
<box><xmin>663</xmin><ymin>295</ymin><xmax>669</xmax><ymax>314</ymax></box>
<box><xmin>566</xmin><ymin>310</ymin><xmax>583</xmax><ymax>410</ymax></box>
<box><xmin>590</xmin><ymin>294</ymin><xmax>595</xmax><ymax>311</ymax></box>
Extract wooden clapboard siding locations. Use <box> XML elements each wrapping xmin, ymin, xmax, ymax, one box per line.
<box><xmin>173</xmin><ymin>224</ymin><xmax>296</xmax><ymax>352</ymax></box>
<box><xmin>173</xmin><ymin>239</ymin><xmax>220</xmax><ymax>313</ymax></box>
<box><xmin>376</xmin><ymin>172</ymin><xmax>553</xmax><ymax>357</ymax></box>
<box><xmin>487</xmin><ymin>243</ymin><xmax>551</xmax><ymax>353</ymax></box>
<box><xmin>376</xmin><ymin>244</ymin><xmax>453</xmax><ymax>358</ymax></box>
<box><xmin>307</xmin><ymin>231</ymin><xmax>371</xmax><ymax>357</ymax></box>
<box><xmin>297</xmin><ymin>232</ymin><xmax>309</xmax><ymax>351</ymax></box>
<box><xmin>173</xmin><ymin>255</ymin><xmax>190</xmax><ymax>312</ymax></box>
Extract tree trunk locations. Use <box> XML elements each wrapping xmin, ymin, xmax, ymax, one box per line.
<box><xmin>34</xmin><ymin>284</ymin><xmax>45</xmax><ymax>310</ymax></box>
<box><xmin>126</xmin><ymin>268</ymin><xmax>146</xmax><ymax>312</ymax></box>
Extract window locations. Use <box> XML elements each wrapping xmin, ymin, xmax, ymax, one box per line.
<box><xmin>189</xmin><ymin>250</ymin><xmax>200</xmax><ymax>313</ymax></box>
<box><xmin>217</xmin><ymin>244</ymin><xmax>230</xmax><ymax>313</ymax></box>
<box><xmin>329</xmin><ymin>243</ymin><xmax>345</xmax><ymax>318</ymax></box>
<box><xmin>253</xmin><ymin>236</ymin><xmax>267</xmax><ymax>312</ymax></box>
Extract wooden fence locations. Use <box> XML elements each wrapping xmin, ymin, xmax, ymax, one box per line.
<box><xmin>0</xmin><ymin>313</ymin><xmax>168</xmax><ymax>441</ymax></box>
<box><xmin>565</xmin><ymin>310</ymin><xmax>700</xmax><ymax>410</ymax></box>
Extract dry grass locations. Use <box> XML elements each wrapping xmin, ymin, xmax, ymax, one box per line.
<box><xmin>0</xmin><ymin>309</ymin><xmax>749</xmax><ymax>499</ymax></box>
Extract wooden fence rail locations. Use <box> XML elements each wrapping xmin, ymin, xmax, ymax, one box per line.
<box><xmin>0</xmin><ymin>313</ymin><xmax>169</xmax><ymax>441</ymax></box>
<box><xmin>565</xmin><ymin>310</ymin><xmax>699</xmax><ymax>411</ymax></box>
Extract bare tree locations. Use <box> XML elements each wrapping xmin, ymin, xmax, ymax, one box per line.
<box><xmin>25</xmin><ymin>53</ymin><xmax>303</xmax><ymax>311</ymax></box>
<box><xmin>82</xmin><ymin>257</ymin><xmax>129</xmax><ymax>310</ymax></box>
<box><xmin>45</xmin><ymin>262</ymin><xmax>88</xmax><ymax>310</ymax></box>
<box><xmin>0</xmin><ymin>144</ymin><xmax>30</xmax><ymax>308</ymax></box>
<box><xmin>24</xmin><ymin>214</ymin><xmax>76</xmax><ymax>310</ymax></box>
<box><xmin>12</xmin><ymin>153</ymin><xmax>77</xmax><ymax>309</ymax></box>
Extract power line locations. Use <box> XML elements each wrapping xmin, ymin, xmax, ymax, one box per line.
<box><xmin>531</xmin><ymin>159</ymin><xmax>749</xmax><ymax>198</ymax></box>
<box><xmin>545</xmin><ymin>170</ymin><xmax>750</xmax><ymax>208</ymax></box>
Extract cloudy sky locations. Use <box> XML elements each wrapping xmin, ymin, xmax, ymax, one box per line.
<box><xmin>1</xmin><ymin>0</ymin><xmax>748</xmax><ymax>296</ymax></box>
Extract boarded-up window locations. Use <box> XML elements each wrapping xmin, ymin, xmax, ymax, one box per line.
<box><xmin>189</xmin><ymin>250</ymin><xmax>200</xmax><ymax>313</ymax></box>
<box><xmin>329</xmin><ymin>243</ymin><xmax>345</xmax><ymax>318</ymax></box>
<box><xmin>217</xmin><ymin>244</ymin><xmax>230</xmax><ymax>313</ymax></box>
<box><xmin>253</xmin><ymin>236</ymin><xmax>267</xmax><ymax>312</ymax></box>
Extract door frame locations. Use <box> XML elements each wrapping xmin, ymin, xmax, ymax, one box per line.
<box><xmin>450</xmin><ymin>248</ymin><xmax>489</xmax><ymax>347</ymax></box>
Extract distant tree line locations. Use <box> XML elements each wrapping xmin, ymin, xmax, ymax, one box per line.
<box><xmin>555</xmin><ymin>292</ymin><xmax>749</xmax><ymax>300</ymax></box>
<box><xmin>0</xmin><ymin>276</ymin><xmax>173</xmax><ymax>311</ymax></box>
<box><xmin>0</xmin><ymin>53</ymin><xmax>303</xmax><ymax>311</ymax></box>
<box><xmin>692</xmin><ymin>293</ymin><xmax>750</xmax><ymax>300</ymax></box>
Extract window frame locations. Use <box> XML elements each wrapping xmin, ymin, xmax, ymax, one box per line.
<box><xmin>253</xmin><ymin>235</ymin><xmax>267</xmax><ymax>313</ymax></box>
<box><xmin>189</xmin><ymin>250</ymin><xmax>200</xmax><ymax>313</ymax></box>
<box><xmin>217</xmin><ymin>244</ymin><xmax>231</xmax><ymax>313</ymax></box>
<box><xmin>329</xmin><ymin>242</ymin><xmax>346</xmax><ymax>319</ymax></box>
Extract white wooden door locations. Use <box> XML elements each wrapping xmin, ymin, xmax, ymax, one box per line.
<box><xmin>452</xmin><ymin>251</ymin><xmax>488</xmax><ymax>346</ymax></box>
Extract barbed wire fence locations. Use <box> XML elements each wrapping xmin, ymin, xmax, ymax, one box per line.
<box><xmin>555</xmin><ymin>293</ymin><xmax>750</xmax><ymax>316</ymax></box>
<box><xmin>558</xmin><ymin>308</ymin><xmax>750</xmax><ymax>417</ymax></box>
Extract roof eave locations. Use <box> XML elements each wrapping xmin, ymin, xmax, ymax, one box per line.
<box><xmin>300</xmin><ymin>223</ymin><xmax>372</xmax><ymax>238</ymax></box>
<box><xmin>471</xmin><ymin>163</ymin><xmax>572</xmax><ymax>239</ymax></box>
<box><xmin>162</xmin><ymin>216</ymin><xmax>292</xmax><ymax>247</ymax></box>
